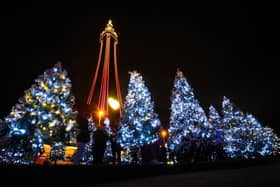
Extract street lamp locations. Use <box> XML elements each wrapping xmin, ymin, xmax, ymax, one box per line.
<box><xmin>108</xmin><ymin>97</ymin><xmax>120</xmax><ymax>110</ymax></box>
<box><xmin>160</xmin><ymin>129</ymin><xmax>168</xmax><ymax>143</ymax></box>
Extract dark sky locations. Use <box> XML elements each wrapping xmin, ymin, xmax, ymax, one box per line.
<box><xmin>0</xmin><ymin>2</ymin><xmax>277</xmax><ymax>133</ymax></box>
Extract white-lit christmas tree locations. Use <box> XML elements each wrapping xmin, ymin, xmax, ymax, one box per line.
<box><xmin>0</xmin><ymin>112</ymin><xmax>44</xmax><ymax>165</ymax></box>
<box><xmin>222</xmin><ymin>96</ymin><xmax>248</xmax><ymax>158</ymax></box>
<box><xmin>208</xmin><ymin>105</ymin><xmax>223</xmax><ymax>143</ymax></box>
<box><xmin>0</xmin><ymin>62</ymin><xmax>78</xmax><ymax>164</ymax></box>
<box><xmin>117</xmin><ymin>71</ymin><xmax>161</xmax><ymax>163</ymax></box>
<box><xmin>221</xmin><ymin>96</ymin><xmax>280</xmax><ymax>159</ymax></box>
<box><xmin>168</xmin><ymin>69</ymin><xmax>212</xmax><ymax>153</ymax></box>
<box><xmin>245</xmin><ymin>114</ymin><xmax>279</xmax><ymax>156</ymax></box>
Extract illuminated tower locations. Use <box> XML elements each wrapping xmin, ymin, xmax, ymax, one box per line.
<box><xmin>87</xmin><ymin>19</ymin><xmax>122</xmax><ymax>125</ymax></box>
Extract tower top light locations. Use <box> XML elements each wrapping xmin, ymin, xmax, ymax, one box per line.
<box><xmin>101</xmin><ymin>19</ymin><xmax>118</xmax><ymax>38</ymax></box>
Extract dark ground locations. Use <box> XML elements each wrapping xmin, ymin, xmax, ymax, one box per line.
<box><xmin>98</xmin><ymin>160</ymin><xmax>280</xmax><ymax>187</ymax></box>
<box><xmin>1</xmin><ymin>157</ymin><xmax>279</xmax><ymax>186</ymax></box>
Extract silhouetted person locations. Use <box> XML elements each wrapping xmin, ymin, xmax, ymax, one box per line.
<box><xmin>73</xmin><ymin>112</ymin><xmax>90</xmax><ymax>165</ymax></box>
<box><xmin>92</xmin><ymin>125</ymin><xmax>108</xmax><ymax>165</ymax></box>
<box><xmin>110</xmin><ymin>131</ymin><xmax>121</xmax><ymax>165</ymax></box>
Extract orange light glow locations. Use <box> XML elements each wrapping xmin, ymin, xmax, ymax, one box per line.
<box><xmin>97</xmin><ymin>110</ymin><xmax>105</xmax><ymax>126</ymax></box>
<box><xmin>98</xmin><ymin>110</ymin><xmax>104</xmax><ymax>118</ymax></box>
<box><xmin>161</xmin><ymin>129</ymin><xmax>167</xmax><ymax>138</ymax></box>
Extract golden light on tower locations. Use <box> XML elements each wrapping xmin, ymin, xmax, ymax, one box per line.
<box><xmin>108</xmin><ymin>97</ymin><xmax>120</xmax><ymax>110</ymax></box>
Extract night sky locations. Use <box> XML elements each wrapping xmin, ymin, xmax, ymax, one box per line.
<box><xmin>0</xmin><ymin>2</ymin><xmax>277</xmax><ymax>134</ymax></box>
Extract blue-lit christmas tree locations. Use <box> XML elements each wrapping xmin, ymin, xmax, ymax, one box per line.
<box><xmin>207</xmin><ymin>105</ymin><xmax>225</xmax><ymax>160</ymax></box>
<box><xmin>208</xmin><ymin>105</ymin><xmax>224</xmax><ymax>143</ymax></box>
<box><xmin>241</xmin><ymin>114</ymin><xmax>280</xmax><ymax>158</ymax></box>
<box><xmin>0</xmin><ymin>113</ymin><xmax>44</xmax><ymax>164</ymax></box>
<box><xmin>117</xmin><ymin>71</ymin><xmax>161</xmax><ymax>163</ymax></box>
<box><xmin>0</xmin><ymin>62</ymin><xmax>78</xmax><ymax>164</ymax></box>
<box><xmin>222</xmin><ymin>96</ymin><xmax>248</xmax><ymax>158</ymax></box>
<box><xmin>168</xmin><ymin>69</ymin><xmax>212</xmax><ymax>156</ymax></box>
<box><xmin>208</xmin><ymin>105</ymin><xmax>222</xmax><ymax>131</ymax></box>
<box><xmin>221</xmin><ymin>96</ymin><xmax>280</xmax><ymax>159</ymax></box>
<box><xmin>245</xmin><ymin>114</ymin><xmax>279</xmax><ymax>157</ymax></box>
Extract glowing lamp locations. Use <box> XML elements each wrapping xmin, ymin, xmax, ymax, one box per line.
<box><xmin>108</xmin><ymin>97</ymin><xmax>120</xmax><ymax>110</ymax></box>
<box><xmin>98</xmin><ymin>110</ymin><xmax>104</xmax><ymax>118</ymax></box>
<box><xmin>161</xmin><ymin>129</ymin><xmax>167</xmax><ymax>138</ymax></box>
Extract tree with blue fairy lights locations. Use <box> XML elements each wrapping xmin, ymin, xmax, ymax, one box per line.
<box><xmin>221</xmin><ymin>96</ymin><xmax>280</xmax><ymax>159</ymax></box>
<box><xmin>168</xmin><ymin>69</ymin><xmax>212</xmax><ymax>158</ymax></box>
<box><xmin>208</xmin><ymin>105</ymin><xmax>222</xmax><ymax>133</ymax></box>
<box><xmin>0</xmin><ymin>112</ymin><xmax>44</xmax><ymax>165</ymax></box>
<box><xmin>222</xmin><ymin>96</ymin><xmax>249</xmax><ymax>158</ymax></box>
<box><xmin>244</xmin><ymin>113</ymin><xmax>280</xmax><ymax>157</ymax></box>
<box><xmin>117</xmin><ymin>71</ymin><xmax>161</xmax><ymax>163</ymax></box>
<box><xmin>0</xmin><ymin>62</ymin><xmax>78</xmax><ymax>164</ymax></box>
<box><xmin>208</xmin><ymin>105</ymin><xmax>225</xmax><ymax>160</ymax></box>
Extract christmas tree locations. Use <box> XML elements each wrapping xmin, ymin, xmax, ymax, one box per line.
<box><xmin>168</xmin><ymin>69</ymin><xmax>211</xmax><ymax>153</ymax></box>
<box><xmin>0</xmin><ymin>104</ymin><xmax>45</xmax><ymax>165</ymax></box>
<box><xmin>221</xmin><ymin>96</ymin><xmax>248</xmax><ymax>158</ymax></box>
<box><xmin>208</xmin><ymin>105</ymin><xmax>223</xmax><ymax>143</ymax></box>
<box><xmin>221</xmin><ymin>96</ymin><xmax>280</xmax><ymax>158</ymax></box>
<box><xmin>0</xmin><ymin>62</ymin><xmax>78</xmax><ymax>164</ymax></box>
<box><xmin>246</xmin><ymin>114</ymin><xmax>279</xmax><ymax>156</ymax></box>
<box><xmin>117</xmin><ymin>71</ymin><xmax>161</xmax><ymax>162</ymax></box>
